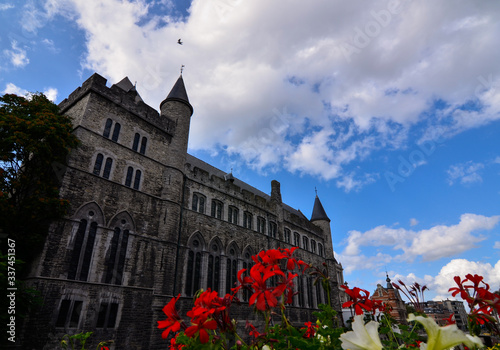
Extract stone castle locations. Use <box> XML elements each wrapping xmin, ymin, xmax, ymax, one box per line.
<box><xmin>23</xmin><ymin>73</ymin><xmax>344</xmax><ymax>349</ymax></box>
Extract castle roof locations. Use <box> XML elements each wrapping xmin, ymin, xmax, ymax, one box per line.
<box><xmin>310</xmin><ymin>195</ymin><xmax>330</xmax><ymax>222</ymax></box>
<box><xmin>160</xmin><ymin>75</ymin><xmax>193</xmax><ymax>115</ymax></box>
<box><xmin>112</xmin><ymin>77</ymin><xmax>144</xmax><ymax>102</ymax></box>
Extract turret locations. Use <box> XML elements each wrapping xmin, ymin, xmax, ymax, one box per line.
<box><xmin>160</xmin><ymin>75</ymin><xmax>193</xmax><ymax>168</ymax></box>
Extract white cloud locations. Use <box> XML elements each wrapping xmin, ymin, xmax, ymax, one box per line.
<box><xmin>431</xmin><ymin>259</ymin><xmax>500</xmax><ymax>300</ymax></box>
<box><xmin>447</xmin><ymin>161</ymin><xmax>485</xmax><ymax>185</ymax></box>
<box><xmin>0</xmin><ymin>3</ymin><xmax>14</xmax><ymax>11</ymax></box>
<box><xmin>4</xmin><ymin>41</ymin><xmax>29</xmax><ymax>68</ymax></box>
<box><xmin>3</xmin><ymin>83</ymin><xmax>57</xmax><ymax>102</ymax></box>
<box><xmin>494</xmin><ymin>241</ymin><xmax>500</xmax><ymax>249</ymax></box>
<box><xmin>339</xmin><ymin>213</ymin><xmax>500</xmax><ymax>272</ymax></box>
<box><xmin>43</xmin><ymin>87</ymin><xmax>58</xmax><ymax>102</ymax></box>
<box><xmin>3</xmin><ymin>83</ymin><xmax>28</xmax><ymax>96</ymax></box>
<box><xmin>410</xmin><ymin>218</ymin><xmax>419</xmax><ymax>226</ymax></box>
<box><xmin>27</xmin><ymin>0</ymin><xmax>500</xmax><ymax>181</ymax></box>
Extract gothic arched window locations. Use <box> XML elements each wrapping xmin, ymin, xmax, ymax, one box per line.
<box><xmin>104</xmin><ymin>227</ymin><xmax>130</xmax><ymax>285</ymax></box>
<box><xmin>185</xmin><ymin>238</ymin><xmax>202</xmax><ymax>296</ymax></box>
<box><xmin>68</xmin><ymin>219</ymin><xmax>97</xmax><ymax>281</ymax></box>
<box><xmin>225</xmin><ymin>246</ymin><xmax>238</xmax><ymax>294</ymax></box>
<box><xmin>207</xmin><ymin>242</ymin><xmax>221</xmax><ymax>293</ymax></box>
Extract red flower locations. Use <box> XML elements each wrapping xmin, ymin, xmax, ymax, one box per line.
<box><xmin>341</xmin><ymin>285</ymin><xmax>376</xmax><ymax>315</ymax></box>
<box><xmin>188</xmin><ymin>289</ymin><xmax>226</xmax><ymax>322</ymax></box>
<box><xmin>280</xmin><ymin>247</ymin><xmax>308</xmax><ymax>272</ymax></box>
<box><xmin>248</xmin><ymin>264</ymin><xmax>285</xmax><ymax>311</ymax></box>
<box><xmin>246</xmin><ymin>321</ymin><xmax>261</xmax><ymax>338</ymax></box>
<box><xmin>185</xmin><ymin>317</ymin><xmax>218</xmax><ymax>344</ymax></box>
<box><xmin>158</xmin><ymin>294</ymin><xmax>183</xmax><ymax>339</ymax></box>
<box><xmin>301</xmin><ymin>321</ymin><xmax>318</xmax><ymax>338</ymax></box>
<box><xmin>445</xmin><ymin>314</ymin><xmax>456</xmax><ymax>325</ymax></box>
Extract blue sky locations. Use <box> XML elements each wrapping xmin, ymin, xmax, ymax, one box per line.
<box><xmin>2</xmin><ymin>0</ymin><xmax>499</xmax><ymax>301</ymax></box>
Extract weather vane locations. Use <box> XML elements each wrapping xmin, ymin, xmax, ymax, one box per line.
<box><xmin>180</xmin><ymin>65</ymin><xmax>185</xmax><ymax>74</ymax></box>
<box><xmin>315</xmin><ymin>187</ymin><xmax>318</xmax><ymax>196</ymax></box>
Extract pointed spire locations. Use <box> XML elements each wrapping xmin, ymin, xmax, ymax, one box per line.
<box><xmin>160</xmin><ymin>75</ymin><xmax>193</xmax><ymax>115</ymax></box>
<box><xmin>310</xmin><ymin>195</ymin><xmax>330</xmax><ymax>222</ymax></box>
<box><xmin>386</xmin><ymin>273</ymin><xmax>394</xmax><ymax>289</ymax></box>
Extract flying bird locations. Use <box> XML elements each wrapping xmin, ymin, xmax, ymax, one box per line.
<box><xmin>177</xmin><ymin>39</ymin><xmax>183</xmax><ymax>45</ymax></box>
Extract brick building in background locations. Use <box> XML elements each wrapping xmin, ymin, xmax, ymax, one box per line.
<box><xmin>21</xmin><ymin>73</ymin><xmax>344</xmax><ymax>349</ymax></box>
<box><xmin>372</xmin><ymin>275</ymin><xmax>408</xmax><ymax>324</ymax></box>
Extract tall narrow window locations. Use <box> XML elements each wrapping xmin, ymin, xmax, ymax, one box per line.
<box><xmin>93</xmin><ymin>153</ymin><xmax>104</xmax><ymax>175</ymax></box>
<box><xmin>68</xmin><ymin>219</ymin><xmax>97</xmax><ymax>281</ymax></box>
<box><xmin>102</xmin><ymin>158</ymin><xmax>113</xmax><ymax>179</ymax></box>
<box><xmin>211</xmin><ymin>200</ymin><xmax>223</xmax><ymax>219</ymax></box>
<box><xmin>243</xmin><ymin>212</ymin><xmax>252</xmax><ymax>229</ymax></box>
<box><xmin>207</xmin><ymin>244</ymin><xmax>221</xmax><ymax>294</ymax></box>
<box><xmin>294</xmin><ymin>232</ymin><xmax>300</xmax><ymax>247</ymax></box>
<box><xmin>140</xmin><ymin>137</ymin><xmax>147</xmax><ymax>154</ymax></box>
<box><xmin>185</xmin><ymin>238</ymin><xmax>202</xmax><ymax>296</ymax></box>
<box><xmin>111</xmin><ymin>123</ymin><xmax>121</xmax><ymax>142</ymax></box>
<box><xmin>316</xmin><ymin>281</ymin><xmax>323</xmax><ymax>305</ymax></box>
<box><xmin>104</xmin><ymin>228</ymin><xmax>129</xmax><ymax>285</ymax></box>
<box><xmin>298</xmin><ymin>277</ymin><xmax>305</xmax><ymax>307</ymax></box>
<box><xmin>125</xmin><ymin>167</ymin><xmax>133</xmax><ymax>187</ymax></box>
<box><xmin>257</xmin><ymin>217</ymin><xmax>266</xmax><ymax>234</ymax></box>
<box><xmin>242</xmin><ymin>251</ymin><xmax>253</xmax><ymax>302</ymax></box>
<box><xmin>284</xmin><ymin>228</ymin><xmax>291</xmax><ymax>244</ymax></box>
<box><xmin>192</xmin><ymin>193</ymin><xmax>206</xmax><ymax>214</ymax></box>
<box><xmin>103</xmin><ymin>118</ymin><xmax>113</xmax><ymax>138</ymax></box>
<box><xmin>307</xmin><ymin>277</ymin><xmax>314</xmax><ymax>308</ymax></box>
<box><xmin>269</xmin><ymin>222</ymin><xmax>277</xmax><ymax>238</ymax></box>
<box><xmin>96</xmin><ymin>302</ymin><xmax>119</xmax><ymax>329</ymax></box>
<box><xmin>133</xmin><ymin>170</ymin><xmax>141</xmax><ymax>190</ymax></box>
<box><xmin>225</xmin><ymin>248</ymin><xmax>238</xmax><ymax>294</ymax></box>
<box><xmin>132</xmin><ymin>133</ymin><xmax>140</xmax><ymax>151</ymax></box>
<box><xmin>318</xmin><ymin>243</ymin><xmax>323</xmax><ymax>257</ymax></box>
<box><xmin>303</xmin><ymin>236</ymin><xmax>309</xmax><ymax>251</ymax></box>
<box><xmin>311</xmin><ymin>240</ymin><xmax>317</xmax><ymax>254</ymax></box>
<box><xmin>228</xmin><ymin>206</ymin><xmax>238</xmax><ymax>224</ymax></box>
<box><xmin>56</xmin><ymin>299</ymin><xmax>83</xmax><ymax>328</ymax></box>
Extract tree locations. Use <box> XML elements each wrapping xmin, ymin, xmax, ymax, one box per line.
<box><xmin>0</xmin><ymin>92</ymin><xmax>79</xmax><ymax>267</ymax></box>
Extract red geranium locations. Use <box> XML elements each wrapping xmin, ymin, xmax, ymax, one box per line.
<box><xmin>158</xmin><ymin>294</ymin><xmax>184</xmax><ymax>339</ymax></box>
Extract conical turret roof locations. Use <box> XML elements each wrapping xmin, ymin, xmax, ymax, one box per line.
<box><xmin>160</xmin><ymin>75</ymin><xmax>193</xmax><ymax>115</ymax></box>
<box><xmin>310</xmin><ymin>195</ymin><xmax>330</xmax><ymax>222</ymax></box>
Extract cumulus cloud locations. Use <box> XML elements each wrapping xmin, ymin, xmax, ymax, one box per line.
<box><xmin>339</xmin><ymin>213</ymin><xmax>500</xmax><ymax>273</ymax></box>
<box><xmin>44</xmin><ymin>87</ymin><xmax>58</xmax><ymax>101</ymax></box>
<box><xmin>431</xmin><ymin>259</ymin><xmax>500</xmax><ymax>300</ymax></box>
<box><xmin>3</xmin><ymin>83</ymin><xmax>28</xmax><ymax>96</ymax></box>
<box><xmin>24</xmin><ymin>0</ymin><xmax>500</xmax><ymax>183</ymax></box>
<box><xmin>3</xmin><ymin>83</ymin><xmax>57</xmax><ymax>101</ymax></box>
<box><xmin>447</xmin><ymin>161</ymin><xmax>485</xmax><ymax>185</ymax></box>
<box><xmin>4</xmin><ymin>41</ymin><xmax>29</xmax><ymax>68</ymax></box>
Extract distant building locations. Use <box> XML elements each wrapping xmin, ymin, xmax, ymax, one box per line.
<box><xmin>21</xmin><ymin>73</ymin><xmax>344</xmax><ymax>349</ymax></box>
<box><xmin>442</xmin><ymin>299</ymin><xmax>468</xmax><ymax>331</ymax></box>
<box><xmin>408</xmin><ymin>301</ymin><xmax>454</xmax><ymax>326</ymax></box>
<box><xmin>372</xmin><ymin>275</ymin><xmax>408</xmax><ymax>324</ymax></box>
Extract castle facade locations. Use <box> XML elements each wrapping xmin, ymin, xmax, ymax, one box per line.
<box><xmin>23</xmin><ymin>73</ymin><xmax>344</xmax><ymax>349</ymax></box>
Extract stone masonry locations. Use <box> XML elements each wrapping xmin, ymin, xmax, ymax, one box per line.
<box><xmin>21</xmin><ymin>73</ymin><xmax>345</xmax><ymax>349</ymax></box>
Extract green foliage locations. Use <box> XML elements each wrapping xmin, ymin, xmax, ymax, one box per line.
<box><xmin>0</xmin><ymin>92</ymin><xmax>79</xmax><ymax>266</ymax></box>
<box><xmin>60</xmin><ymin>331</ymin><xmax>111</xmax><ymax>350</ymax></box>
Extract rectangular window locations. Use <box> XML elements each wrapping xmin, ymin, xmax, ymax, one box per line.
<box><xmin>55</xmin><ymin>300</ymin><xmax>83</xmax><ymax>328</ymax></box>
<box><xmin>228</xmin><ymin>206</ymin><xmax>238</xmax><ymax>224</ymax></box>
<box><xmin>284</xmin><ymin>229</ymin><xmax>291</xmax><ymax>244</ymax></box>
<box><xmin>269</xmin><ymin>222</ymin><xmax>277</xmax><ymax>238</ymax></box>
<box><xmin>243</xmin><ymin>212</ymin><xmax>252</xmax><ymax>229</ymax></box>
<box><xmin>257</xmin><ymin>217</ymin><xmax>266</xmax><ymax>234</ymax></box>
<box><xmin>96</xmin><ymin>302</ymin><xmax>119</xmax><ymax>329</ymax></box>
<box><xmin>294</xmin><ymin>232</ymin><xmax>300</xmax><ymax>247</ymax></box>
<box><xmin>211</xmin><ymin>200</ymin><xmax>222</xmax><ymax>219</ymax></box>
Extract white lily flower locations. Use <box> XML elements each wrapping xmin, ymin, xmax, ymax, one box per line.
<box><xmin>407</xmin><ymin>314</ymin><xmax>484</xmax><ymax>350</ymax></box>
<box><xmin>340</xmin><ymin>315</ymin><xmax>383</xmax><ymax>350</ymax></box>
